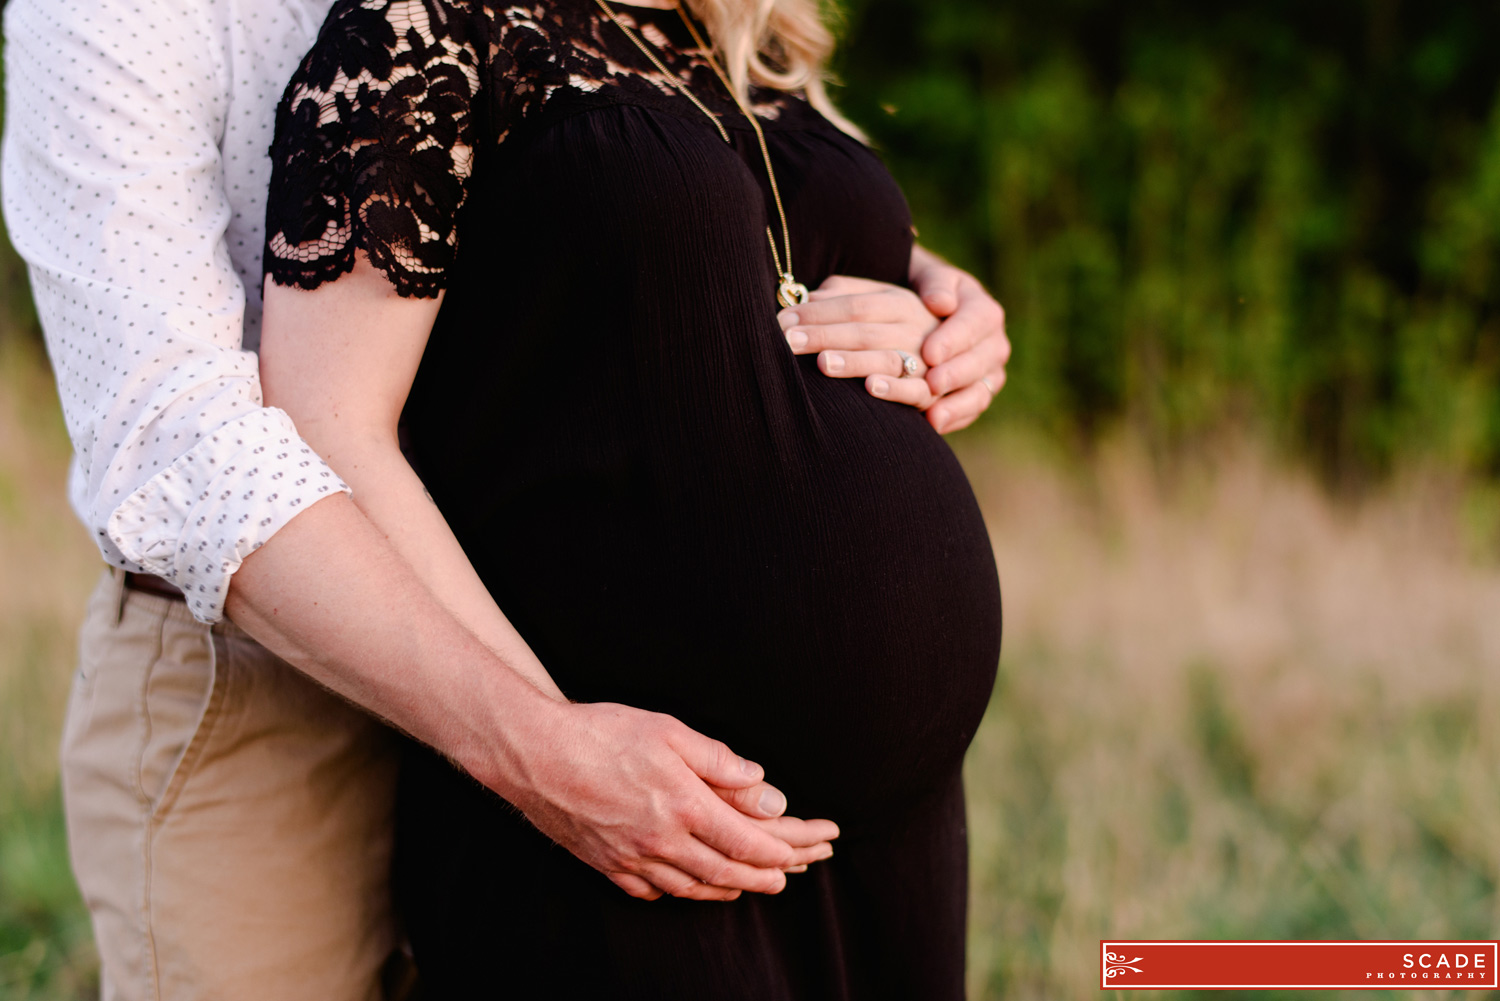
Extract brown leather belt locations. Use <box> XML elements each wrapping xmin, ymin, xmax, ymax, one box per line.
<box><xmin>124</xmin><ymin>572</ymin><xmax>186</xmax><ymax>602</ymax></box>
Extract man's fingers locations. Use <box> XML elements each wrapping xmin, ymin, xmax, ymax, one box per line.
<box><xmin>926</xmin><ymin>327</ymin><xmax>1010</xmax><ymax>397</ymax></box>
<box><xmin>647</xmin><ymin>836</ymin><xmax>790</xmax><ymax>895</ymax></box>
<box><xmin>908</xmin><ymin>246</ymin><xmax>962</xmax><ymax>317</ymax></box>
<box><xmin>667</xmin><ymin>726</ymin><xmax>763</xmax><ymax>789</ymax></box>
<box><xmin>919</xmin><ymin>285</ymin><xmax>960</xmax><ymax>317</ymax></box>
<box><xmin>633</xmin><ymin>861</ymin><xmax>750</xmax><ymax>901</ymax></box>
<box><xmin>609</xmin><ymin>872</ymin><xmax>666</xmax><ymax>901</ymax></box>
<box><xmin>689</xmin><ymin>796</ymin><xmax>802</xmax><ymax>870</ymax></box>
<box><xmin>782</xmin><ymin>841</ymin><xmax>836</xmax><ymax>867</ymax></box>
<box><xmin>867</xmin><ymin>374</ymin><xmax>938</xmax><ymax>410</ymax></box>
<box><xmin>819</xmin><ymin>349</ymin><xmax>927</xmax><ymax>380</ymax></box>
<box><xmin>922</xmin><ymin>285</ymin><xmax>1003</xmax><ymax>369</ymax></box>
<box><xmin>749</xmin><ymin>814</ymin><xmax>841</xmax><ymax>847</ymax></box>
<box><xmin>927</xmin><ymin>379</ymin><xmax>999</xmax><ymax>434</ymax></box>
<box><xmin>713</xmin><ymin>781</ymin><xmax>788</xmax><ymax>819</ymax></box>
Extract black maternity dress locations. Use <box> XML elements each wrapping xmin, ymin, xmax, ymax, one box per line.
<box><xmin>265</xmin><ymin>1</ymin><xmax>1001</xmax><ymax>997</ymax></box>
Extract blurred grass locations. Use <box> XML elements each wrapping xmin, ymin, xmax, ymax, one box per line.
<box><xmin>957</xmin><ymin>429</ymin><xmax>1500</xmax><ymax>999</ymax></box>
<box><xmin>0</xmin><ymin>342</ymin><xmax>100</xmax><ymax>1000</ymax></box>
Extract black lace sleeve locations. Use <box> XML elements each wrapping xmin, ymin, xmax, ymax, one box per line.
<box><xmin>265</xmin><ymin>0</ymin><xmax>487</xmax><ymax>298</ymax></box>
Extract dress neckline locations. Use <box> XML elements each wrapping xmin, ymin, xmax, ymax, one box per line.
<box><xmin>567</xmin><ymin>0</ymin><xmax>701</xmax><ymax>51</ymax></box>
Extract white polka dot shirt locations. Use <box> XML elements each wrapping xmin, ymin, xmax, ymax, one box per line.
<box><xmin>1</xmin><ymin>0</ymin><xmax>350</xmax><ymax>622</ymax></box>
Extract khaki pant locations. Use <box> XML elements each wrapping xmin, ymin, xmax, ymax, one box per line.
<box><xmin>61</xmin><ymin>569</ymin><xmax>401</xmax><ymax>1001</ymax></box>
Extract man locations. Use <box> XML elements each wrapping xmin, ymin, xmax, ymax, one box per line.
<box><xmin>1</xmin><ymin>0</ymin><xmax>1013</xmax><ymax>998</ymax></box>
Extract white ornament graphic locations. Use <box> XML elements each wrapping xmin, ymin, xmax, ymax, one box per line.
<box><xmin>1105</xmin><ymin>952</ymin><xmax>1145</xmax><ymax>979</ymax></box>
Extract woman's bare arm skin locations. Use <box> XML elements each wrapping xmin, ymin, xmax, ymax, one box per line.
<box><xmin>232</xmin><ymin>254</ymin><xmax>837</xmax><ymax>902</ymax></box>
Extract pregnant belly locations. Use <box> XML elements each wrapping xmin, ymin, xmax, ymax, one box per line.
<box><xmin>457</xmin><ymin>387</ymin><xmax>1001</xmax><ymax>828</ymax></box>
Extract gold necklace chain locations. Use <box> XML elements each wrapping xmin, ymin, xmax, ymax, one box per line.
<box><xmin>593</xmin><ymin>0</ymin><xmax>809</xmax><ymax>308</ymax></box>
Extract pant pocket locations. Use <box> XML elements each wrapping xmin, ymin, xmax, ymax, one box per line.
<box><xmin>142</xmin><ymin>618</ymin><xmax>226</xmax><ymax>820</ymax></box>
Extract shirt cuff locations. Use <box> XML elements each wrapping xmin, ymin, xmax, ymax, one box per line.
<box><xmin>105</xmin><ymin>408</ymin><xmax>350</xmax><ymax>623</ymax></box>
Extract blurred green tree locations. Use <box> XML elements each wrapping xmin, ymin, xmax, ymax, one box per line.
<box><xmin>836</xmin><ymin>0</ymin><xmax>1500</xmax><ymax>486</ymax></box>
<box><xmin>4</xmin><ymin>3</ymin><xmax>1500</xmax><ymax>484</ymax></box>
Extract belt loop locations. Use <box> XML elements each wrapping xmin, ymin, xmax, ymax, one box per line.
<box><xmin>110</xmin><ymin>565</ymin><xmax>129</xmax><ymax>626</ymax></box>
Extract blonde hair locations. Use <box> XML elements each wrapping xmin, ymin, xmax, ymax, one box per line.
<box><xmin>682</xmin><ymin>0</ymin><xmax>867</xmax><ymax>141</ymax></box>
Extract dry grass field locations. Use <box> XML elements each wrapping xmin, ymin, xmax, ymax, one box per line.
<box><xmin>959</xmin><ymin>434</ymin><xmax>1500</xmax><ymax>999</ymax></box>
<box><xmin>1</xmin><ymin>345</ymin><xmax>1497</xmax><ymax>999</ymax></box>
<box><xmin>0</xmin><ymin>342</ymin><xmax>102</xmax><ymax>999</ymax></box>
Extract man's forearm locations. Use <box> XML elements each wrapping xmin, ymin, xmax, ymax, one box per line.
<box><xmin>224</xmin><ymin>490</ymin><xmax>837</xmax><ymax>900</ymax></box>
<box><xmin>225</xmin><ymin>490</ymin><xmax>559</xmax><ymax>795</ymax></box>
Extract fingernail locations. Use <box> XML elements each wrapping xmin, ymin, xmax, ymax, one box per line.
<box><xmin>785</xmin><ymin>330</ymin><xmax>807</xmax><ymax>351</ymax></box>
<box><xmin>778</xmin><ymin>310</ymin><xmax>800</xmax><ymax>330</ymax></box>
<box><xmin>739</xmin><ymin>757</ymin><xmax>758</xmax><ymax>777</ymax></box>
<box><xmin>870</xmin><ymin>377</ymin><xmax>890</xmax><ymax>396</ymax></box>
<box><xmin>823</xmin><ymin>352</ymin><xmax>844</xmax><ymax>374</ymax></box>
<box><xmin>818</xmin><ymin>845</ymin><xmax>834</xmax><ymax>860</ymax></box>
<box><xmin>786</xmin><ymin>864</ymin><xmax>809</xmax><ymax>873</ymax></box>
<box><xmin>758</xmin><ymin>788</ymin><xmax>787</xmax><ymax>816</ymax></box>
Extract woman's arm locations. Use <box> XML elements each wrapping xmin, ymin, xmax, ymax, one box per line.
<box><xmin>239</xmin><ymin>254</ymin><xmax>837</xmax><ymax>902</ymax></box>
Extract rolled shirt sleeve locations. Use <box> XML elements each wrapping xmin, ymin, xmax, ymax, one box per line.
<box><xmin>1</xmin><ymin>0</ymin><xmax>348</xmax><ymax>622</ymax></box>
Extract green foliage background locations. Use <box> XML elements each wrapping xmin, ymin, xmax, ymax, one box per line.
<box><xmin>6</xmin><ymin>1</ymin><xmax>1500</xmax><ymax>483</ymax></box>
<box><xmin>835</xmin><ymin>0</ymin><xmax>1500</xmax><ymax>487</ymax></box>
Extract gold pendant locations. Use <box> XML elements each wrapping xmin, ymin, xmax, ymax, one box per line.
<box><xmin>778</xmin><ymin>279</ymin><xmax>809</xmax><ymax>309</ymax></box>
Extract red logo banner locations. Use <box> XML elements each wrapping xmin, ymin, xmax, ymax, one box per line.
<box><xmin>1100</xmin><ymin>941</ymin><xmax>1500</xmax><ymax>990</ymax></box>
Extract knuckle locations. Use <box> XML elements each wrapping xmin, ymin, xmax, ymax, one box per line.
<box><xmin>665</xmin><ymin>875</ymin><xmax>700</xmax><ymax>898</ymax></box>
<box><xmin>616</xmin><ymin>852</ymin><xmax>648</xmax><ymax>875</ymax></box>
<box><xmin>615</xmin><ymin>875</ymin><xmax>656</xmax><ymax>900</ymax></box>
<box><xmin>704</xmin><ymin>737</ymin><xmax>734</xmax><ymax>767</ymax></box>
<box><xmin>720</xmin><ymin>827</ymin><xmax>759</xmax><ymax>862</ymax></box>
<box><xmin>672</xmin><ymin>796</ymin><xmax>705</xmax><ymax>830</ymax></box>
<box><xmin>706</xmin><ymin>860</ymin><xmax>737</xmax><ymax>887</ymax></box>
<box><xmin>636</xmin><ymin>830</ymin><xmax>670</xmax><ymax>860</ymax></box>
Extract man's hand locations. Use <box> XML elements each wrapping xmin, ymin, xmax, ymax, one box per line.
<box><xmin>777</xmin><ymin>247</ymin><xmax>1010</xmax><ymax>434</ymax></box>
<box><xmin>495</xmin><ymin>700</ymin><xmax>839</xmax><ymax>902</ymax></box>
<box><xmin>908</xmin><ymin>245</ymin><xmax>1011</xmax><ymax>433</ymax></box>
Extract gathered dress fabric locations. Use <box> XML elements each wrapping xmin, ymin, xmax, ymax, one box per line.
<box><xmin>265</xmin><ymin>1</ymin><xmax>1002</xmax><ymax>997</ymax></box>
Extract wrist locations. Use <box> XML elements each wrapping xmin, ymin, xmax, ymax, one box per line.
<box><xmin>451</xmin><ymin>669</ymin><xmax>572</xmax><ymax>802</ymax></box>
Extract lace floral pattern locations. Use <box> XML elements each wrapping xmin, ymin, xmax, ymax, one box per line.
<box><xmin>265</xmin><ymin>0</ymin><xmax>799</xmax><ymax>298</ymax></box>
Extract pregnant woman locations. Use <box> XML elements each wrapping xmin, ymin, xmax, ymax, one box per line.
<box><xmin>258</xmin><ymin>0</ymin><xmax>1002</xmax><ymax>996</ymax></box>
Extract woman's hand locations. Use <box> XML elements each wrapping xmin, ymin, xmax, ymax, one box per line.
<box><xmin>777</xmin><ymin>247</ymin><xmax>1011</xmax><ymax>434</ymax></box>
<box><xmin>779</xmin><ymin>275</ymin><xmax>940</xmax><ymax>393</ymax></box>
